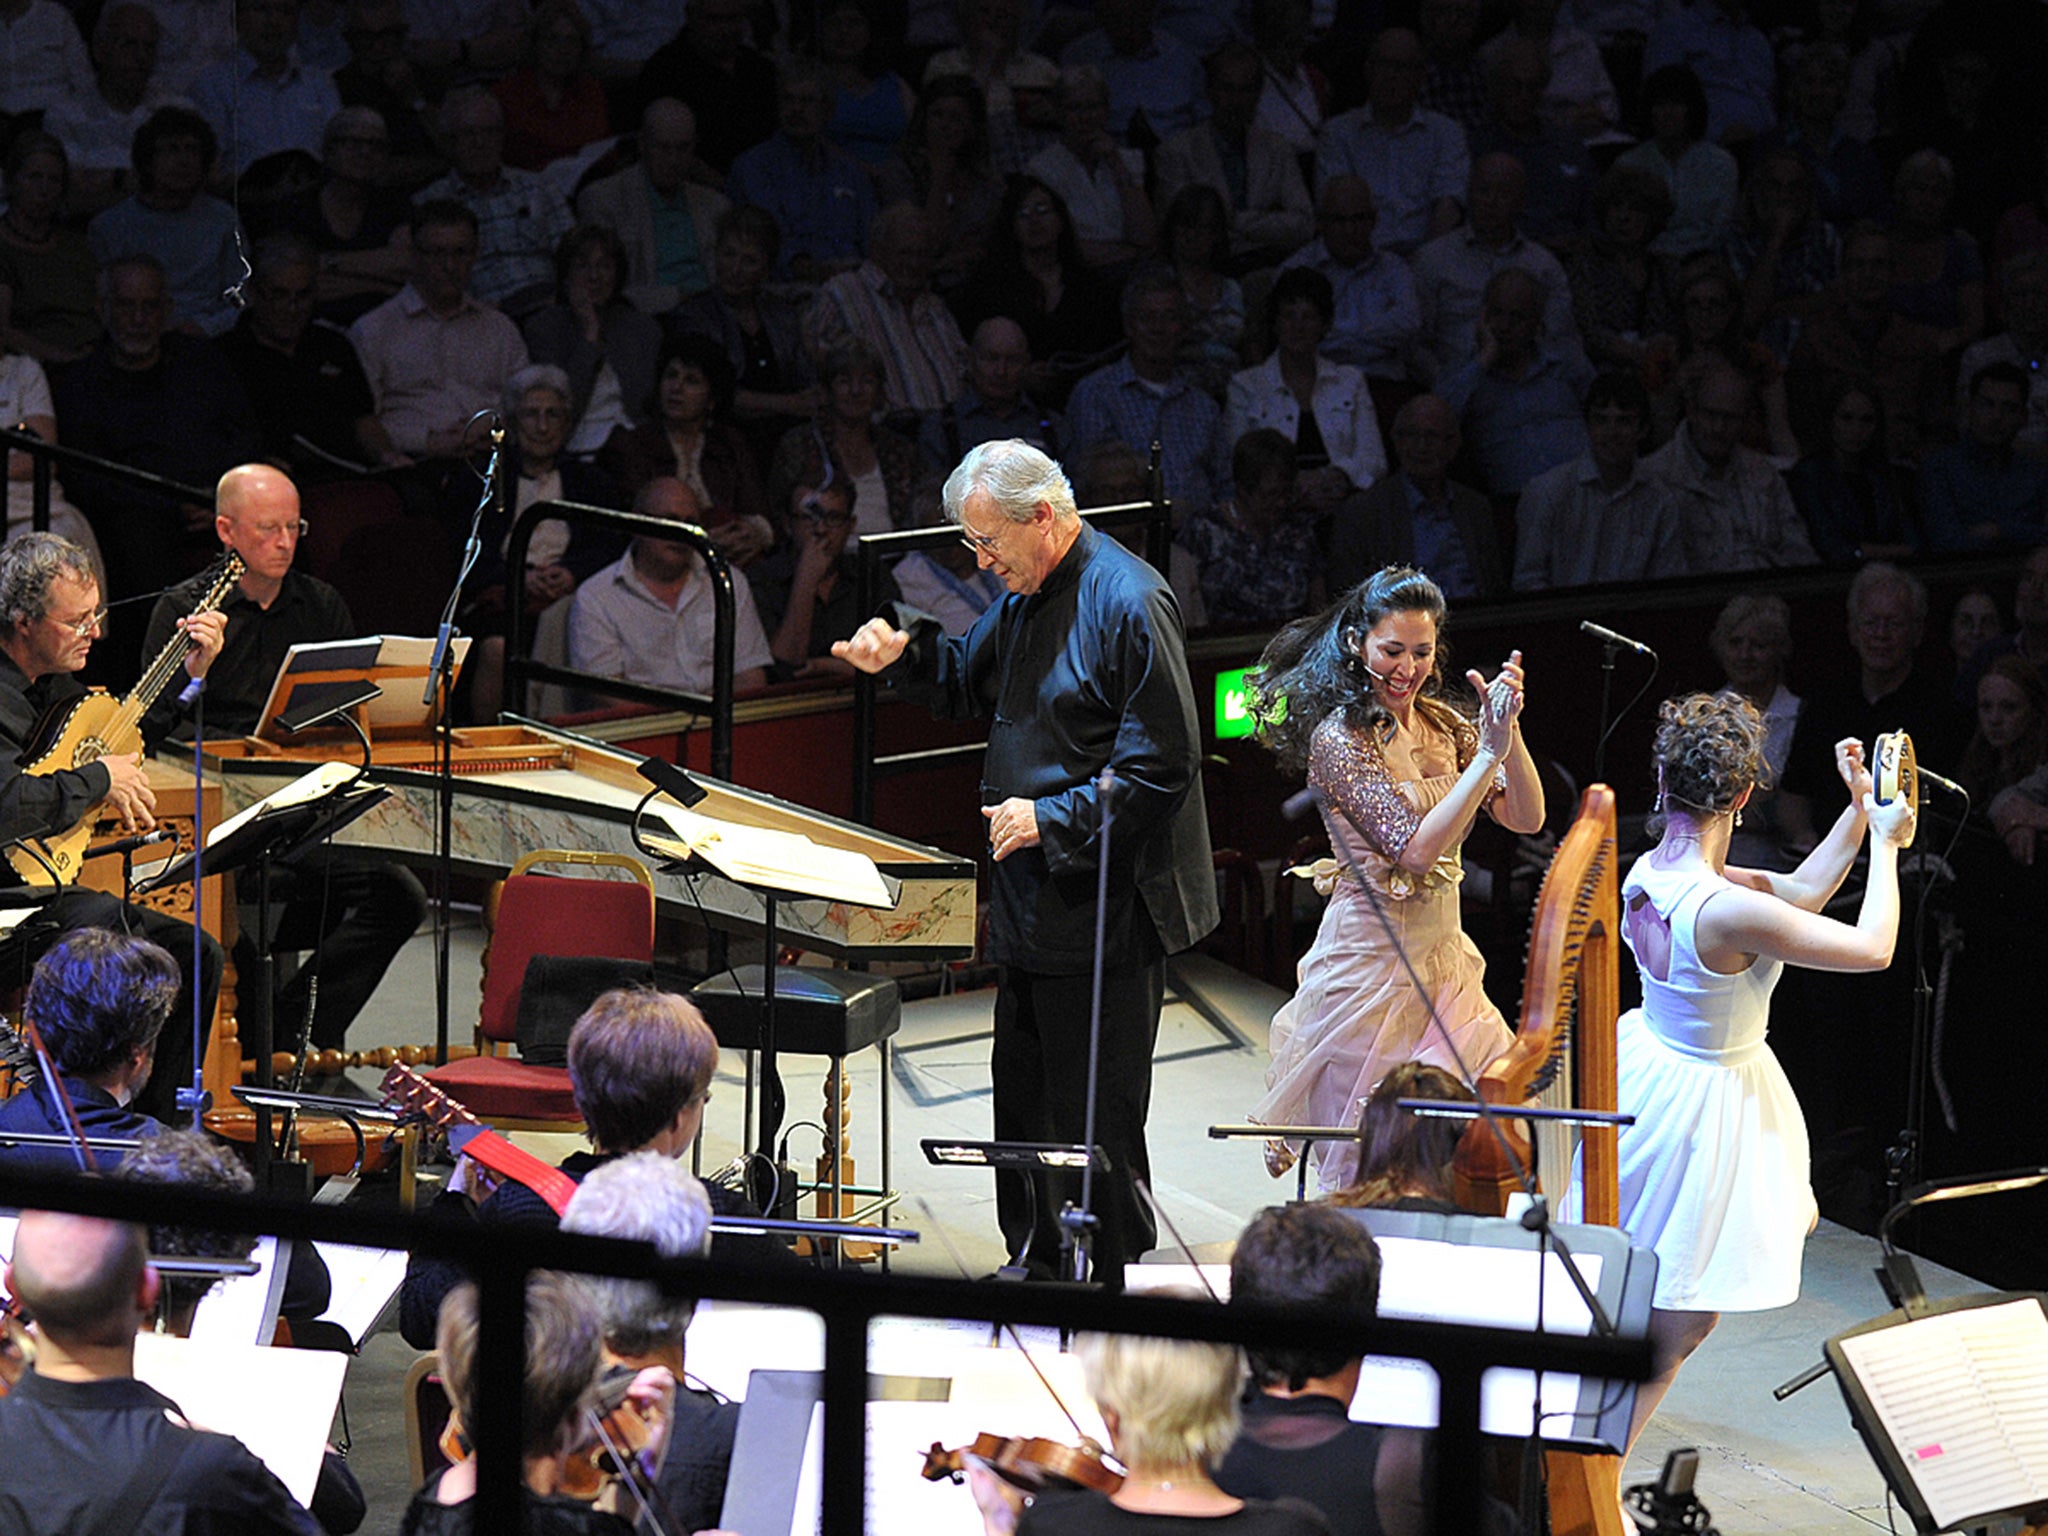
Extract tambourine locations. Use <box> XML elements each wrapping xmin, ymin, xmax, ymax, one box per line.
<box><xmin>1872</xmin><ymin>730</ymin><xmax>1920</xmax><ymax>846</ymax></box>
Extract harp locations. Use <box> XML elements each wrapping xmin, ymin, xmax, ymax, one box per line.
<box><xmin>1454</xmin><ymin>783</ymin><xmax>1624</xmax><ymax>1536</ymax></box>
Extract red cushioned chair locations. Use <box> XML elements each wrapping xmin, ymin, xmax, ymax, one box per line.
<box><xmin>424</xmin><ymin>848</ymin><xmax>655</xmax><ymax>1130</ymax></box>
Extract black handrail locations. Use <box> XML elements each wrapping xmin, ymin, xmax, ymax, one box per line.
<box><xmin>848</xmin><ymin>472</ymin><xmax>1174</xmax><ymax>826</ymax></box>
<box><xmin>503</xmin><ymin>497</ymin><xmax>736</xmax><ymax>783</ymax></box>
<box><xmin>0</xmin><ymin>423</ymin><xmax>213</xmax><ymax>535</ymax></box>
<box><xmin>0</xmin><ymin>1162</ymin><xmax>1651</xmax><ymax>1536</ymax></box>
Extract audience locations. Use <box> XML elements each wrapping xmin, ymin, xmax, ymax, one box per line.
<box><xmin>815</xmin><ymin>0</ymin><xmax>916</xmax><ymax>168</ymax></box>
<box><xmin>1567</xmin><ymin>162</ymin><xmax>1678</xmax><ymax>377</ymax></box>
<box><xmin>331</xmin><ymin>0</ymin><xmax>439</xmax><ymax>187</ymax></box>
<box><xmin>1641</xmin><ymin>361</ymin><xmax>1816</xmax><ymax>574</ymax></box>
<box><xmin>1887</xmin><ymin>149</ymin><xmax>1985</xmax><ymax>358</ymax></box>
<box><xmin>604</xmin><ymin>332</ymin><xmax>772</xmax><ymax>559</ymax></box>
<box><xmin>490</xmin><ymin>0</ymin><xmax>609</xmax><ymax>174</ymax></box>
<box><xmin>1023</xmin><ymin>66</ymin><xmax>1155</xmax><ymax>269</ymax></box>
<box><xmin>415</xmin><ymin>87</ymin><xmax>574</xmax><ymax>319</ymax></box>
<box><xmin>0</xmin><ymin>134</ymin><xmax>101</xmax><ymax>365</ymax></box>
<box><xmin>1958</xmin><ymin>251</ymin><xmax>2048</xmax><ymax>460</ymax></box>
<box><xmin>1224</xmin><ymin>267</ymin><xmax>1388</xmax><ymax>520</ymax></box>
<box><xmin>0</xmin><ymin>0</ymin><xmax>88</xmax><ymax>119</ymax></box>
<box><xmin>1251</xmin><ymin>0</ymin><xmax>1324</xmax><ymax>160</ymax></box>
<box><xmin>919</xmin><ymin>316</ymin><xmax>1062</xmax><ymax>466</ymax></box>
<box><xmin>804</xmin><ymin>205</ymin><xmax>970</xmax><ymax>416</ymax></box>
<box><xmin>1919</xmin><ymin>361</ymin><xmax>2048</xmax><ymax>552</ymax></box>
<box><xmin>1467</xmin><ymin>36</ymin><xmax>1597</xmax><ymax>257</ymax></box>
<box><xmin>188</xmin><ymin>0</ymin><xmax>342</xmax><ymax>175</ymax></box>
<box><xmin>1059</xmin><ymin>0</ymin><xmax>1207</xmax><ymax>144</ymax></box>
<box><xmin>1278</xmin><ymin>175</ymin><xmax>1422</xmax><ymax>383</ymax></box>
<box><xmin>671</xmin><ymin>205</ymin><xmax>818</xmax><ymax>455</ymax></box>
<box><xmin>41</xmin><ymin>4</ymin><xmax>180</xmax><ymax>216</ymax></box>
<box><xmin>1435</xmin><ymin>266</ymin><xmax>1593</xmax><ymax>498</ymax></box>
<box><xmin>279</xmin><ymin>105</ymin><xmax>413</xmax><ymax>323</ymax></box>
<box><xmin>1614</xmin><ymin>64</ymin><xmax>1737</xmax><ymax>261</ymax></box>
<box><xmin>1725</xmin><ymin>148</ymin><xmax>1839</xmax><ymax>364</ymax></box>
<box><xmin>1416</xmin><ymin>0</ymin><xmax>1489</xmax><ymax>133</ymax></box>
<box><xmin>1177</xmin><ymin>428</ymin><xmax>1324</xmax><ymax>631</ymax></box>
<box><xmin>769</xmin><ymin>337</ymin><xmax>930</xmax><ymax>541</ymax></box>
<box><xmin>1156</xmin><ymin>41</ymin><xmax>1315</xmax><ymax>270</ymax></box>
<box><xmin>1755</xmin><ymin>40</ymin><xmax>1888</xmax><ymax>227</ymax></box>
<box><xmin>568</xmin><ymin>476</ymin><xmax>773</xmax><ymax>700</ymax></box>
<box><xmin>521</xmin><ymin>223</ymin><xmax>662</xmax><ymax>456</ymax></box>
<box><xmin>875</xmin><ymin>74</ymin><xmax>1005</xmax><ymax>290</ymax></box>
<box><xmin>1643</xmin><ymin>0</ymin><xmax>1776</xmax><ymax>145</ymax></box>
<box><xmin>86</xmin><ymin>105</ymin><xmax>245</xmax><ymax>337</ymax></box>
<box><xmin>1066</xmin><ymin>267</ymin><xmax>1224</xmax><ymax>516</ymax></box>
<box><xmin>348</xmin><ymin>200</ymin><xmax>527</xmax><ymax>466</ymax></box>
<box><xmin>1513</xmin><ymin>370</ymin><xmax>1684</xmax><ymax>589</ymax></box>
<box><xmin>1411</xmin><ymin>151</ymin><xmax>1580</xmax><ymax>383</ymax></box>
<box><xmin>1328</xmin><ymin>392</ymin><xmax>1503</xmax><ymax>597</ymax></box>
<box><xmin>726</xmin><ymin>56</ymin><xmax>877</xmax><ymax>283</ymax></box>
<box><xmin>1156</xmin><ymin>184</ymin><xmax>1247</xmax><ymax>397</ymax></box>
<box><xmin>1710</xmin><ymin>590</ymin><xmax>1800</xmax><ymax>866</ymax></box>
<box><xmin>1785</xmin><ymin>376</ymin><xmax>1918</xmax><ymax>565</ymax></box>
<box><xmin>1315</xmin><ymin>28</ymin><xmax>1467</xmax><ymax>256</ymax></box>
<box><xmin>1479</xmin><ymin>0</ymin><xmax>1618</xmax><ymax>139</ymax></box>
<box><xmin>574</xmin><ymin>97</ymin><xmax>727</xmax><ymax>317</ymax></box>
<box><xmin>925</xmin><ymin>0</ymin><xmax>1058</xmax><ymax>176</ymax></box>
<box><xmin>1957</xmin><ymin>655</ymin><xmax>2048</xmax><ymax>802</ymax></box>
<box><xmin>1647</xmin><ymin>259</ymin><xmax>1799</xmax><ymax>460</ymax></box>
<box><xmin>634</xmin><ymin>0</ymin><xmax>777</xmax><ymax>177</ymax></box>
<box><xmin>764</xmin><ymin>477</ymin><xmax>897</xmax><ymax>678</ymax></box>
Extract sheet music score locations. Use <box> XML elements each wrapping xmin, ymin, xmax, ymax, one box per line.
<box><xmin>207</xmin><ymin>760</ymin><xmax>360</xmax><ymax>847</ymax></box>
<box><xmin>647</xmin><ymin>803</ymin><xmax>896</xmax><ymax>909</ymax></box>
<box><xmin>1837</xmin><ymin>1297</ymin><xmax>2048</xmax><ymax>1529</ymax></box>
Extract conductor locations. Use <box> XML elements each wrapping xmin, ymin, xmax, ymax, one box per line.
<box><xmin>834</xmin><ymin>440</ymin><xmax>1216</xmax><ymax>1284</ymax></box>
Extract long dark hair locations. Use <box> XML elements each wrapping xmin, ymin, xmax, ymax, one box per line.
<box><xmin>984</xmin><ymin>173</ymin><xmax>1085</xmax><ymax>278</ymax></box>
<box><xmin>1250</xmin><ymin>565</ymin><xmax>1461</xmax><ymax>776</ymax></box>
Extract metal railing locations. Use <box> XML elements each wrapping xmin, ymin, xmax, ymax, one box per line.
<box><xmin>503</xmin><ymin>497</ymin><xmax>737</xmax><ymax>783</ymax></box>
<box><xmin>0</xmin><ymin>423</ymin><xmax>212</xmax><ymax>532</ymax></box>
<box><xmin>0</xmin><ymin>1162</ymin><xmax>1651</xmax><ymax>1536</ymax></box>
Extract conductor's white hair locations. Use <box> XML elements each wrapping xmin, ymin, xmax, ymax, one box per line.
<box><xmin>943</xmin><ymin>440</ymin><xmax>1077</xmax><ymax>527</ymax></box>
<box><xmin>561</xmin><ymin>1152</ymin><xmax>712</xmax><ymax>1355</ymax></box>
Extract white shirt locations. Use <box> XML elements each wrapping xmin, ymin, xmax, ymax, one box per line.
<box><xmin>0</xmin><ymin>1</ymin><xmax>89</xmax><ymax>116</ymax></box>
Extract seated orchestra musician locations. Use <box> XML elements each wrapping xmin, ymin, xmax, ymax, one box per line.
<box><xmin>0</xmin><ymin>1209</ymin><xmax>319</xmax><ymax>1534</ymax></box>
<box><xmin>1219</xmin><ymin>1201</ymin><xmax>1517</xmax><ymax>1536</ymax></box>
<box><xmin>0</xmin><ymin>531</ymin><xmax>225</xmax><ymax>1123</ymax></box>
<box><xmin>403</xmin><ymin>1273</ymin><xmax>674</xmax><ymax>1536</ymax></box>
<box><xmin>1322</xmin><ymin>1062</ymin><xmax>1473</xmax><ymax>1215</ymax></box>
<box><xmin>561</xmin><ymin>1152</ymin><xmax>741</xmax><ymax>1536</ymax></box>
<box><xmin>140</xmin><ymin>462</ymin><xmax>429</xmax><ymax>1056</ymax></box>
<box><xmin>398</xmin><ymin>987</ymin><xmax>785</xmax><ymax>1350</ymax></box>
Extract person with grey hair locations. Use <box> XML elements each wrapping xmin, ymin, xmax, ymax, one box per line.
<box><xmin>41</xmin><ymin>4</ymin><xmax>181</xmax><ymax>216</ymax></box>
<box><xmin>833</xmin><ymin>439</ymin><xmax>1216</xmax><ymax>1285</ymax></box>
<box><xmin>575</xmin><ymin>97</ymin><xmax>729</xmax><ymax>316</ymax></box>
<box><xmin>1711</xmin><ymin>591</ymin><xmax>1800</xmax><ymax>868</ymax></box>
<box><xmin>1022</xmin><ymin>64</ymin><xmax>1155</xmax><ymax>267</ymax></box>
<box><xmin>561</xmin><ymin>1153</ymin><xmax>739</xmax><ymax>1535</ymax></box>
<box><xmin>802</xmin><ymin>204</ymin><xmax>968</xmax><ymax>414</ymax></box>
<box><xmin>0</xmin><ymin>531</ymin><xmax>226</xmax><ymax>1124</ymax></box>
<box><xmin>1064</xmin><ymin>269</ymin><xmax>1225</xmax><ymax>517</ymax></box>
<box><xmin>1639</xmin><ymin>361</ymin><xmax>1816</xmax><ymax>575</ymax></box>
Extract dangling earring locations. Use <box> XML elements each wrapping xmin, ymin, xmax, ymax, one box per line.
<box><xmin>1655</xmin><ymin>787</ymin><xmax>1666</xmax><ymax>814</ymax></box>
<box><xmin>1734</xmin><ymin>807</ymin><xmax>1745</xmax><ymax>828</ymax></box>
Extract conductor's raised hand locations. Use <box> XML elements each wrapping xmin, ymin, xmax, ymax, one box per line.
<box><xmin>831</xmin><ymin>617</ymin><xmax>909</xmax><ymax>674</ymax></box>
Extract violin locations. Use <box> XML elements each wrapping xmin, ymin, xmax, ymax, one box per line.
<box><xmin>437</xmin><ymin>1368</ymin><xmax>675</xmax><ymax>1523</ymax></box>
<box><xmin>922</xmin><ymin>1433</ymin><xmax>1124</xmax><ymax>1496</ymax></box>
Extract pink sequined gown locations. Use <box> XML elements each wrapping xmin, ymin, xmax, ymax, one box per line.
<box><xmin>1253</xmin><ymin>711</ymin><xmax>1514</xmax><ymax>1193</ymax></box>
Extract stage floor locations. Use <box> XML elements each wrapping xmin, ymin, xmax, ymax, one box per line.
<box><xmin>318</xmin><ymin>927</ymin><xmax>1988</xmax><ymax>1535</ymax></box>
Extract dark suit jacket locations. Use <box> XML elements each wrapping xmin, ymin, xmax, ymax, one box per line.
<box><xmin>1326</xmin><ymin>473</ymin><xmax>1507</xmax><ymax>598</ymax></box>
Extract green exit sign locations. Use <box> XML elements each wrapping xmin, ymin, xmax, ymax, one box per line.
<box><xmin>1214</xmin><ymin>667</ymin><xmax>1256</xmax><ymax>739</ymax></box>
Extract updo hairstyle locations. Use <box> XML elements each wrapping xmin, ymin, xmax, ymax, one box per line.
<box><xmin>1653</xmin><ymin>692</ymin><xmax>1767</xmax><ymax>820</ymax></box>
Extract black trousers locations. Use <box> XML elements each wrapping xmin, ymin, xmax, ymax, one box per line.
<box><xmin>991</xmin><ymin>954</ymin><xmax>1165</xmax><ymax>1285</ymax></box>
<box><xmin>6</xmin><ymin>887</ymin><xmax>226</xmax><ymax>1125</ymax></box>
<box><xmin>237</xmin><ymin>851</ymin><xmax>429</xmax><ymax>1051</ymax></box>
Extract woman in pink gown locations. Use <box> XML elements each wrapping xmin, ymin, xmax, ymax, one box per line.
<box><xmin>1248</xmin><ymin>566</ymin><xmax>1546</xmax><ymax>1191</ymax></box>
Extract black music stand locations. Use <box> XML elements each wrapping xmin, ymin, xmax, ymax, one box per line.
<box><xmin>140</xmin><ymin>773</ymin><xmax>389</xmax><ymax>1187</ymax></box>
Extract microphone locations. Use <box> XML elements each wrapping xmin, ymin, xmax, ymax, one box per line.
<box><xmin>1579</xmin><ymin>619</ymin><xmax>1654</xmax><ymax>655</ymax></box>
<box><xmin>1917</xmin><ymin>764</ymin><xmax>1967</xmax><ymax>798</ymax></box>
<box><xmin>85</xmin><ymin>829</ymin><xmax>175</xmax><ymax>860</ymax></box>
<box><xmin>1282</xmin><ymin>785</ymin><xmax>1322</xmax><ymax>823</ymax></box>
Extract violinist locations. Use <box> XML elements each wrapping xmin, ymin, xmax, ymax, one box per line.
<box><xmin>0</xmin><ymin>532</ymin><xmax>225</xmax><ymax>1124</ymax></box>
<box><xmin>1218</xmin><ymin>1203</ymin><xmax>1517</xmax><ymax>1536</ymax></box>
<box><xmin>561</xmin><ymin>1152</ymin><xmax>741</xmax><ymax>1536</ymax></box>
<box><xmin>400</xmin><ymin>1274</ymin><xmax>673</xmax><ymax>1536</ymax></box>
<box><xmin>397</xmin><ymin>988</ymin><xmax>786</xmax><ymax>1351</ymax></box>
<box><xmin>0</xmin><ymin>929</ymin><xmax>183</xmax><ymax>1172</ymax></box>
<box><xmin>979</xmin><ymin>1305</ymin><xmax>1333</xmax><ymax>1536</ymax></box>
<box><xmin>0</xmin><ymin>1209</ymin><xmax>318</xmax><ymax>1535</ymax></box>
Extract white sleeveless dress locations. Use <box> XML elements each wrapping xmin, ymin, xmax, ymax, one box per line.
<box><xmin>1564</xmin><ymin>858</ymin><xmax>1817</xmax><ymax>1311</ymax></box>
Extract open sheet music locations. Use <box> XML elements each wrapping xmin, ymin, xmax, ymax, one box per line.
<box><xmin>1836</xmin><ymin>1296</ymin><xmax>2048</xmax><ymax>1530</ymax></box>
<box><xmin>254</xmin><ymin>634</ymin><xmax>471</xmax><ymax>740</ymax></box>
<box><xmin>645</xmin><ymin>802</ymin><xmax>898</xmax><ymax>910</ymax></box>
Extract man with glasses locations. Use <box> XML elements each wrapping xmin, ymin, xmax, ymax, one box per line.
<box><xmin>832</xmin><ymin>439</ymin><xmax>1215</xmax><ymax>1287</ymax></box>
<box><xmin>0</xmin><ymin>531</ymin><xmax>225</xmax><ymax>1124</ymax></box>
<box><xmin>140</xmin><ymin>463</ymin><xmax>427</xmax><ymax>1055</ymax></box>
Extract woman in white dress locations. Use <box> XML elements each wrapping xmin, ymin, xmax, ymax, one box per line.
<box><xmin>1590</xmin><ymin>692</ymin><xmax>1914</xmax><ymax>1451</ymax></box>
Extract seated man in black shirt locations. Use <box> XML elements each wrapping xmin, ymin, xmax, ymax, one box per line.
<box><xmin>398</xmin><ymin>986</ymin><xmax>787</xmax><ymax>1349</ymax></box>
<box><xmin>0</xmin><ymin>533</ymin><xmax>225</xmax><ymax>1122</ymax></box>
<box><xmin>0</xmin><ymin>1209</ymin><xmax>319</xmax><ymax>1534</ymax></box>
<box><xmin>142</xmin><ymin>463</ymin><xmax>428</xmax><ymax>1052</ymax></box>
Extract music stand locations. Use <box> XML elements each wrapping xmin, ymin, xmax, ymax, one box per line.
<box><xmin>140</xmin><ymin>770</ymin><xmax>389</xmax><ymax>1185</ymax></box>
<box><xmin>1827</xmin><ymin>1291</ymin><xmax>2048</xmax><ymax>1534</ymax></box>
<box><xmin>631</xmin><ymin>783</ymin><xmax>900</xmax><ymax>1214</ymax></box>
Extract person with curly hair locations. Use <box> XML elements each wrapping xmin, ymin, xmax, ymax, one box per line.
<box><xmin>1566</xmin><ymin>691</ymin><xmax>1914</xmax><ymax>1452</ymax></box>
<box><xmin>1246</xmin><ymin>566</ymin><xmax>1544</xmax><ymax>1193</ymax></box>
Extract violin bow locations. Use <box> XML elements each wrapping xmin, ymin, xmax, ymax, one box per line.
<box><xmin>1131</xmin><ymin>1179</ymin><xmax>1222</xmax><ymax>1304</ymax></box>
<box><xmin>583</xmin><ymin>1371</ymin><xmax>682</xmax><ymax>1536</ymax></box>
<box><xmin>910</xmin><ymin>1196</ymin><xmax>1101</xmax><ymax>1451</ymax></box>
<box><xmin>14</xmin><ymin>1013</ymin><xmax>97</xmax><ymax>1174</ymax></box>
